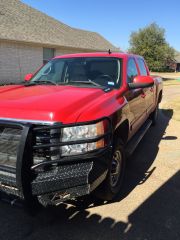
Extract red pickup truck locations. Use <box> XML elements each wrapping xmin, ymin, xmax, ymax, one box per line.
<box><xmin>0</xmin><ymin>52</ymin><xmax>162</xmax><ymax>207</ymax></box>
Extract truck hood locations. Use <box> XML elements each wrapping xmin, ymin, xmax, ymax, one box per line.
<box><xmin>0</xmin><ymin>85</ymin><xmax>106</xmax><ymax>123</ymax></box>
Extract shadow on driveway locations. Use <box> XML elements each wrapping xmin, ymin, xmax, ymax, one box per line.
<box><xmin>0</xmin><ymin>109</ymin><xmax>179</xmax><ymax>240</ymax></box>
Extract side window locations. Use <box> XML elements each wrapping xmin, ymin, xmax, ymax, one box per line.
<box><xmin>137</xmin><ymin>58</ymin><xmax>148</xmax><ymax>76</ymax></box>
<box><xmin>127</xmin><ymin>58</ymin><xmax>138</xmax><ymax>83</ymax></box>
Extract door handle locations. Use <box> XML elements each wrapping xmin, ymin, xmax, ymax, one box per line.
<box><xmin>141</xmin><ymin>93</ymin><xmax>146</xmax><ymax>98</ymax></box>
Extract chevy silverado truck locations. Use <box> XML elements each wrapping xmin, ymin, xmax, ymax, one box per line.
<box><xmin>0</xmin><ymin>52</ymin><xmax>163</xmax><ymax>207</ymax></box>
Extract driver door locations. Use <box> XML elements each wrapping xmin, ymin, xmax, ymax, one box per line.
<box><xmin>124</xmin><ymin>58</ymin><xmax>147</xmax><ymax>134</ymax></box>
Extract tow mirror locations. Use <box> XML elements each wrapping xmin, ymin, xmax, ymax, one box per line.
<box><xmin>24</xmin><ymin>73</ymin><xmax>33</xmax><ymax>81</ymax></box>
<box><xmin>128</xmin><ymin>76</ymin><xmax>154</xmax><ymax>89</ymax></box>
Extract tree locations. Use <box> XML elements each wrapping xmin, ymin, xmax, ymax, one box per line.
<box><xmin>128</xmin><ymin>23</ymin><xmax>175</xmax><ymax>72</ymax></box>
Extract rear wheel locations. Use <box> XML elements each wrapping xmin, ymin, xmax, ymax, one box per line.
<box><xmin>94</xmin><ymin>140</ymin><xmax>126</xmax><ymax>201</ymax></box>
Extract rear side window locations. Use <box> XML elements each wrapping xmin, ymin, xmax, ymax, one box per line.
<box><xmin>137</xmin><ymin>58</ymin><xmax>148</xmax><ymax>76</ymax></box>
<box><xmin>127</xmin><ymin>58</ymin><xmax>138</xmax><ymax>83</ymax></box>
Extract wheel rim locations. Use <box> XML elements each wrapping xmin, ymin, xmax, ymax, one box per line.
<box><xmin>110</xmin><ymin>150</ymin><xmax>122</xmax><ymax>187</ymax></box>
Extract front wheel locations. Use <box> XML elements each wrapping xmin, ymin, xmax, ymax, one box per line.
<box><xmin>151</xmin><ymin>104</ymin><xmax>159</xmax><ymax>126</ymax></box>
<box><xmin>93</xmin><ymin>140</ymin><xmax>126</xmax><ymax>201</ymax></box>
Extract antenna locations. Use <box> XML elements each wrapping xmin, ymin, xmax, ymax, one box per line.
<box><xmin>108</xmin><ymin>49</ymin><xmax>112</xmax><ymax>54</ymax></box>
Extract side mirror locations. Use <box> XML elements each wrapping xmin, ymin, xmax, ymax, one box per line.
<box><xmin>128</xmin><ymin>76</ymin><xmax>154</xmax><ymax>89</ymax></box>
<box><xmin>24</xmin><ymin>73</ymin><xmax>33</xmax><ymax>81</ymax></box>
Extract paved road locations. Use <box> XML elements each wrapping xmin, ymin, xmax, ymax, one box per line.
<box><xmin>0</xmin><ymin>86</ymin><xmax>180</xmax><ymax>240</ymax></box>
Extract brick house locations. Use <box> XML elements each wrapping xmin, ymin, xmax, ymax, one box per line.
<box><xmin>0</xmin><ymin>0</ymin><xmax>118</xmax><ymax>84</ymax></box>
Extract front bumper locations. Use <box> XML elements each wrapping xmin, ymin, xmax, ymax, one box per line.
<box><xmin>33</xmin><ymin>148</ymin><xmax>111</xmax><ymax>206</ymax></box>
<box><xmin>0</xmin><ymin>118</ymin><xmax>112</xmax><ymax>206</ymax></box>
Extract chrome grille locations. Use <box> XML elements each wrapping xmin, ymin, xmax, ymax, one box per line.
<box><xmin>0</xmin><ymin>127</ymin><xmax>22</xmax><ymax>167</ymax></box>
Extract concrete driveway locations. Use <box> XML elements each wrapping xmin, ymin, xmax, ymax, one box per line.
<box><xmin>0</xmin><ymin>85</ymin><xmax>180</xmax><ymax>240</ymax></box>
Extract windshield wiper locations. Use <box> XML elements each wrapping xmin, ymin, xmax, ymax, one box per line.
<box><xmin>25</xmin><ymin>80</ymin><xmax>57</xmax><ymax>86</ymax></box>
<box><xmin>68</xmin><ymin>80</ymin><xmax>104</xmax><ymax>88</ymax></box>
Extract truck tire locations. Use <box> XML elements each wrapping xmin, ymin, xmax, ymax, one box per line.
<box><xmin>93</xmin><ymin>139</ymin><xmax>126</xmax><ymax>201</ymax></box>
<box><xmin>151</xmin><ymin>104</ymin><xmax>159</xmax><ymax>126</ymax></box>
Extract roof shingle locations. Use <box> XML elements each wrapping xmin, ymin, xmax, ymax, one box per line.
<box><xmin>0</xmin><ymin>0</ymin><xmax>119</xmax><ymax>51</ymax></box>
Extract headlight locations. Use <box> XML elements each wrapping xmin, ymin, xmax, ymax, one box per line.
<box><xmin>61</xmin><ymin>121</ymin><xmax>104</xmax><ymax>156</ymax></box>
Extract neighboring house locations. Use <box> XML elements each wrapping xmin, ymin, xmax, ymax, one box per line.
<box><xmin>166</xmin><ymin>52</ymin><xmax>180</xmax><ymax>72</ymax></box>
<box><xmin>175</xmin><ymin>53</ymin><xmax>180</xmax><ymax>72</ymax></box>
<box><xmin>0</xmin><ymin>0</ymin><xmax>119</xmax><ymax>84</ymax></box>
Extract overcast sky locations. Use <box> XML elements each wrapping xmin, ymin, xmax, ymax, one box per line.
<box><xmin>22</xmin><ymin>0</ymin><xmax>180</xmax><ymax>52</ymax></box>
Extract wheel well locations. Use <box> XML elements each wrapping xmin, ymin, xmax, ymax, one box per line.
<box><xmin>158</xmin><ymin>90</ymin><xmax>163</xmax><ymax>103</ymax></box>
<box><xmin>113</xmin><ymin>120</ymin><xmax>129</xmax><ymax>145</ymax></box>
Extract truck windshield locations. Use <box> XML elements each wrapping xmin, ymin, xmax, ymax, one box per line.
<box><xmin>30</xmin><ymin>57</ymin><xmax>122</xmax><ymax>89</ymax></box>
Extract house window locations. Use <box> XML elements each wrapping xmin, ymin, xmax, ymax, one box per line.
<box><xmin>43</xmin><ymin>48</ymin><xmax>55</xmax><ymax>64</ymax></box>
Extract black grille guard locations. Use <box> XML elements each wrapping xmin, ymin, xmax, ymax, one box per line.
<box><xmin>0</xmin><ymin>117</ymin><xmax>112</xmax><ymax>199</ymax></box>
<box><xmin>0</xmin><ymin>120</ymin><xmax>31</xmax><ymax>197</ymax></box>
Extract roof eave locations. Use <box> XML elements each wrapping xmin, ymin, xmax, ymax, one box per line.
<box><xmin>0</xmin><ymin>38</ymin><xmax>119</xmax><ymax>52</ymax></box>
